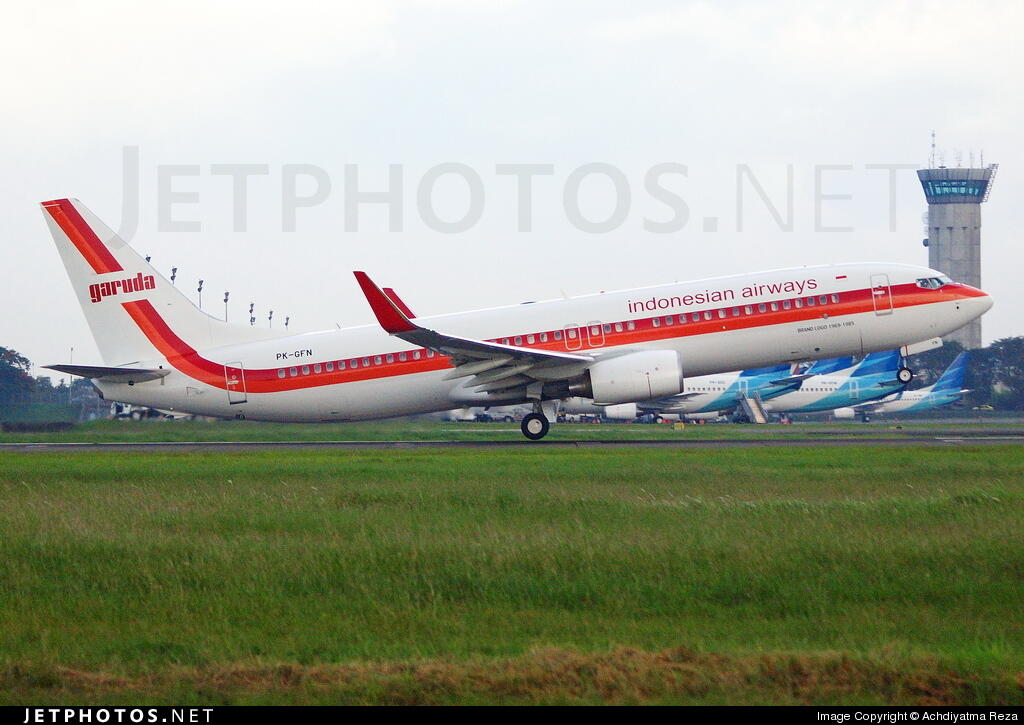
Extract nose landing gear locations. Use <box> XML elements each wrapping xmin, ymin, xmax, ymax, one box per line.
<box><xmin>897</xmin><ymin>367</ymin><xmax>914</xmax><ymax>384</ymax></box>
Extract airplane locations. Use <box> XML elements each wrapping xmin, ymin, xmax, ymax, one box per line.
<box><xmin>760</xmin><ymin>350</ymin><xmax>912</xmax><ymax>416</ymax></box>
<box><xmin>40</xmin><ymin>198</ymin><xmax>993</xmax><ymax>440</ymax></box>
<box><xmin>561</xmin><ymin>356</ymin><xmax>864</xmax><ymax>421</ymax></box>
<box><xmin>635</xmin><ymin>365</ymin><xmax>795</xmax><ymax>417</ymax></box>
<box><xmin>843</xmin><ymin>351</ymin><xmax>970</xmax><ymax>418</ymax></box>
<box><xmin>561</xmin><ymin>364</ymin><xmax>794</xmax><ymax>421</ymax></box>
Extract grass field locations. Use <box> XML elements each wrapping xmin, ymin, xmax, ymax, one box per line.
<box><xmin>2</xmin><ymin>417</ymin><xmax>1023</xmax><ymax>444</ymax></box>
<box><xmin>1</xmin><ymin>442</ymin><xmax>1022</xmax><ymax>704</ymax></box>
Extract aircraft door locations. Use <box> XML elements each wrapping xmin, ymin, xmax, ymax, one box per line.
<box><xmin>848</xmin><ymin>380</ymin><xmax>859</xmax><ymax>401</ymax></box>
<box><xmin>225</xmin><ymin>362</ymin><xmax>248</xmax><ymax>405</ymax></box>
<box><xmin>563</xmin><ymin>324</ymin><xmax>583</xmax><ymax>351</ymax></box>
<box><xmin>585</xmin><ymin>321</ymin><xmax>606</xmax><ymax>347</ymax></box>
<box><xmin>870</xmin><ymin>273</ymin><xmax>893</xmax><ymax>316</ymax></box>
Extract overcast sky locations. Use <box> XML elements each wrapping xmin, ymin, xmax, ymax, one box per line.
<box><xmin>2</xmin><ymin>0</ymin><xmax>1022</xmax><ymax>379</ymax></box>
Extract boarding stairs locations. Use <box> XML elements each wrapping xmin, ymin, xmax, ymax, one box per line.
<box><xmin>738</xmin><ymin>393</ymin><xmax>769</xmax><ymax>424</ymax></box>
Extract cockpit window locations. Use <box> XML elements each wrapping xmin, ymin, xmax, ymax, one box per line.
<box><xmin>916</xmin><ymin>276</ymin><xmax>952</xmax><ymax>289</ymax></box>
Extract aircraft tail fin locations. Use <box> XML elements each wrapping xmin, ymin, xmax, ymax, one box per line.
<box><xmin>932</xmin><ymin>352</ymin><xmax>969</xmax><ymax>393</ymax></box>
<box><xmin>41</xmin><ymin>198</ymin><xmax>286</xmax><ymax>365</ymax></box>
<box><xmin>738</xmin><ymin>364</ymin><xmax>790</xmax><ymax>378</ymax></box>
<box><xmin>805</xmin><ymin>356</ymin><xmax>855</xmax><ymax>375</ymax></box>
<box><xmin>850</xmin><ymin>350</ymin><xmax>900</xmax><ymax>378</ymax></box>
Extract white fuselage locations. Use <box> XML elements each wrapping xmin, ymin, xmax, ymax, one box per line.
<box><xmin>96</xmin><ymin>262</ymin><xmax>990</xmax><ymax>422</ymax></box>
<box><xmin>864</xmin><ymin>387</ymin><xmax>966</xmax><ymax>414</ymax></box>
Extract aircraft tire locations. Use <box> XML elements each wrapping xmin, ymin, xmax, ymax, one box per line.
<box><xmin>897</xmin><ymin>367</ymin><xmax>913</xmax><ymax>384</ymax></box>
<box><xmin>521</xmin><ymin>413</ymin><xmax>550</xmax><ymax>441</ymax></box>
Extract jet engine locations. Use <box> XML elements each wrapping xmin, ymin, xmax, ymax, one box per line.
<box><xmin>601</xmin><ymin>403</ymin><xmax>638</xmax><ymax>420</ymax></box>
<box><xmin>570</xmin><ymin>350</ymin><xmax>683</xmax><ymax>405</ymax></box>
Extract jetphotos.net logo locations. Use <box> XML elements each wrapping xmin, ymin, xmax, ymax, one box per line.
<box><xmin>88</xmin><ymin>272</ymin><xmax>156</xmax><ymax>303</ymax></box>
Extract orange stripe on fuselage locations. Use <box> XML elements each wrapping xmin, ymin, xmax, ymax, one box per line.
<box><xmin>121</xmin><ymin>283</ymin><xmax>977</xmax><ymax>394</ymax></box>
<box><xmin>43</xmin><ymin>199</ymin><xmax>123</xmax><ymax>275</ymax></box>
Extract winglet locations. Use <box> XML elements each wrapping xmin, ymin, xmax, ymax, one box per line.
<box><xmin>353</xmin><ymin>271</ymin><xmax>418</xmax><ymax>334</ymax></box>
<box><xmin>383</xmin><ymin>287</ymin><xmax>416</xmax><ymax>319</ymax></box>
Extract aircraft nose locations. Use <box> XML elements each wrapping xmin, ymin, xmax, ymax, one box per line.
<box><xmin>963</xmin><ymin>289</ymin><xmax>994</xmax><ymax>318</ymax></box>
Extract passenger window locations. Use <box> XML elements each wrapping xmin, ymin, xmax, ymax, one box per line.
<box><xmin>652</xmin><ymin>318</ymin><xmax>661</xmax><ymax>327</ymax></box>
<box><xmin>818</xmin><ymin>296</ymin><xmax>828</xmax><ymax>305</ymax></box>
<box><xmin>327</xmin><ymin>362</ymin><xmax>335</xmax><ymax>372</ymax></box>
<box><xmin>386</xmin><ymin>354</ymin><xmax>394</xmax><ymax>364</ymax></box>
<box><xmin>555</xmin><ymin>330</ymin><xmax>564</xmax><ymax>340</ymax></box>
<box><xmin>603</xmin><ymin>324</ymin><xmax>612</xmax><ymax>333</ymax></box>
<box><xmin>615</xmin><ymin>323</ymin><xmax>623</xmax><ymax>332</ymax></box>
<box><xmin>691</xmin><ymin>312</ymin><xmax>701</xmax><ymax>322</ymax></box>
<box><xmin>590</xmin><ymin>326</ymin><xmax>600</xmax><ymax>335</ymax></box>
<box><xmin>514</xmin><ymin>336</ymin><xmax>523</xmax><ymax>345</ymax></box>
<box><xmin>527</xmin><ymin>335</ymin><xmax>535</xmax><ymax>344</ymax></box>
<box><xmin>831</xmin><ymin>294</ymin><xmax>840</xmax><ymax>304</ymax></box>
<box><xmin>413</xmin><ymin>351</ymin><xmax>421</xmax><ymax>360</ymax></box>
<box><xmin>783</xmin><ymin>300</ymin><xmax>791</xmax><ymax>310</ymax></box>
<box><xmin>289</xmin><ymin>367</ymin><xmax>298</xmax><ymax>377</ymax></box>
<box><xmin>744</xmin><ymin>306</ymin><xmax>753</xmax><ymax>315</ymax></box>
<box><xmin>399</xmin><ymin>352</ymin><xmax>407</xmax><ymax>362</ymax></box>
<box><xmin>758</xmin><ymin>303</ymin><xmax>767</xmax><ymax>313</ymax></box>
<box><xmin>540</xmin><ymin>332</ymin><xmax>549</xmax><ymax>342</ymax></box>
<box><xmin>351</xmin><ymin>359</ymin><xmax>359</xmax><ymax>369</ymax></box>
<box><xmin>795</xmin><ymin>298</ymin><xmax>803</xmax><ymax>308</ymax></box>
<box><xmin>314</xmin><ymin>363</ymin><xmax>322</xmax><ymax>373</ymax></box>
<box><xmin>770</xmin><ymin>302</ymin><xmax>779</xmax><ymax>312</ymax></box>
<box><xmin>704</xmin><ymin>311</ymin><xmax>713</xmax><ymax>321</ymax></box>
<box><xmin>362</xmin><ymin>357</ymin><xmax>370</xmax><ymax>367</ymax></box>
<box><xmin>567</xmin><ymin>329</ymin><xmax>578</xmax><ymax>339</ymax></box>
<box><xmin>806</xmin><ymin>296</ymin><xmax>816</xmax><ymax>306</ymax></box>
<box><xmin>718</xmin><ymin>309</ymin><xmax>727</xmax><ymax>319</ymax></box>
<box><xmin>665</xmin><ymin>317</ymin><xmax>673</xmax><ymax>326</ymax></box>
<box><xmin>277</xmin><ymin>369</ymin><xmax>286</xmax><ymax>379</ymax></box>
<box><xmin>302</xmin><ymin>365</ymin><xmax>310</xmax><ymax>375</ymax></box>
<box><xmin>427</xmin><ymin>350</ymin><xmax>435</xmax><ymax>358</ymax></box>
<box><xmin>731</xmin><ymin>307</ymin><xmax>740</xmax><ymax>317</ymax></box>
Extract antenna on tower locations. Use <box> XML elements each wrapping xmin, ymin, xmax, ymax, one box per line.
<box><xmin>930</xmin><ymin>130</ymin><xmax>936</xmax><ymax>168</ymax></box>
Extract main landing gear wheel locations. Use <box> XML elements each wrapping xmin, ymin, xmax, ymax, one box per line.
<box><xmin>897</xmin><ymin>367</ymin><xmax>914</xmax><ymax>384</ymax></box>
<box><xmin>521</xmin><ymin>413</ymin><xmax>550</xmax><ymax>441</ymax></box>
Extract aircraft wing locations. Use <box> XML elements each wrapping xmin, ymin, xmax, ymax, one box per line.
<box><xmin>768</xmin><ymin>373</ymin><xmax>814</xmax><ymax>386</ymax></box>
<box><xmin>354</xmin><ymin>272</ymin><xmax>594</xmax><ymax>396</ymax></box>
<box><xmin>43</xmin><ymin>364</ymin><xmax>170</xmax><ymax>384</ymax></box>
<box><xmin>636</xmin><ymin>392</ymin><xmax>704</xmax><ymax>412</ymax></box>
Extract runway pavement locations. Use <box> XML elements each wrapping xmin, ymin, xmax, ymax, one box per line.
<box><xmin>2</xmin><ymin>435</ymin><xmax>1023</xmax><ymax>453</ymax></box>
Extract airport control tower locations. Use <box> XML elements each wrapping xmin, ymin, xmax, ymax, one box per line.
<box><xmin>918</xmin><ymin>159</ymin><xmax>997</xmax><ymax>349</ymax></box>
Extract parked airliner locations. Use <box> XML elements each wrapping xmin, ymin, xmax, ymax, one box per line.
<box><xmin>851</xmin><ymin>352</ymin><xmax>970</xmax><ymax>417</ymax></box>
<box><xmin>760</xmin><ymin>350</ymin><xmax>911</xmax><ymax>415</ymax></box>
<box><xmin>561</xmin><ymin>365</ymin><xmax>795</xmax><ymax>420</ymax></box>
<box><xmin>41</xmin><ymin>198</ymin><xmax>992</xmax><ymax>439</ymax></box>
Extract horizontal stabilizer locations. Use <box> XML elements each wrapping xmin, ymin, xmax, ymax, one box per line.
<box><xmin>43</xmin><ymin>364</ymin><xmax>169</xmax><ymax>384</ymax></box>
